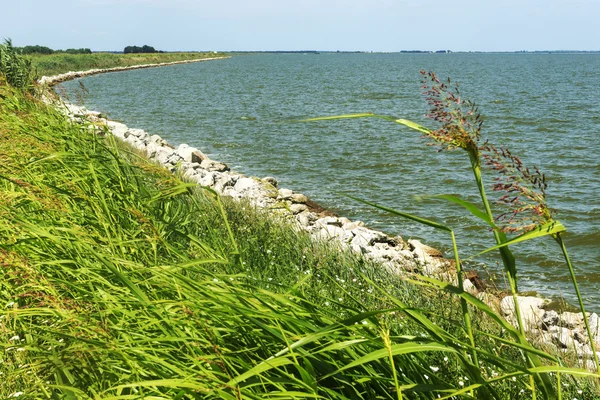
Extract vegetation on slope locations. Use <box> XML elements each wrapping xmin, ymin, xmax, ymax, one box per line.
<box><xmin>0</xmin><ymin>40</ymin><xmax>598</xmax><ymax>399</ymax></box>
<box><xmin>28</xmin><ymin>49</ymin><xmax>227</xmax><ymax>78</ymax></box>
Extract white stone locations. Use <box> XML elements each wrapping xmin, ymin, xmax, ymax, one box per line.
<box><xmin>106</xmin><ymin>121</ymin><xmax>129</xmax><ymax>138</ymax></box>
<box><xmin>560</xmin><ymin>312</ymin><xmax>585</xmax><ymax>329</ymax></box>
<box><xmin>462</xmin><ymin>278</ymin><xmax>478</xmax><ymax>295</ymax></box>
<box><xmin>234</xmin><ymin>177</ymin><xmax>260</xmax><ymax>193</ymax></box>
<box><xmin>589</xmin><ymin>313</ymin><xmax>600</xmax><ymax>339</ymax></box>
<box><xmin>500</xmin><ymin>296</ymin><xmax>548</xmax><ymax>330</ymax></box>
<box><xmin>351</xmin><ymin>227</ymin><xmax>387</xmax><ymax>251</ymax></box>
<box><xmin>290</xmin><ymin>203</ymin><xmax>309</xmax><ymax>214</ymax></box>
<box><xmin>314</xmin><ymin>225</ymin><xmax>353</xmax><ymax>243</ymax></box>
<box><xmin>290</xmin><ymin>193</ymin><xmax>308</xmax><ymax>204</ymax></box>
<box><xmin>176</xmin><ymin>143</ymin><xmax>199</xmax><ymax>163</ymax></box>
<box><xmin>315</xmin><ymin>216</ymin><xmax>341</xmax><ymax>228</ymax></box>
<box><xmin>552</xmin><ymin>327</ymin><xmax>576</xmax><ymax>349</ymax></box>
<box><xmin>278</xmin><ymin>188</ymin><xmax>293</xmax><ymax>200</ymax></box>
<box><xmin>200</xmin><ymin>159</ymin><xmax>229</xmax><ymax>172</ymax></box>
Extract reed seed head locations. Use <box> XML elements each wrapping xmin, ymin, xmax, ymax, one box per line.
<box><xmin>481</xmin><ymin>143</ymin><xmax>554</xmax><ymax>233</ymax></box>
<box><xmin>420</xmin><ymin>70</ymin><xmax>483</xmax><ymax>153</ymax></box>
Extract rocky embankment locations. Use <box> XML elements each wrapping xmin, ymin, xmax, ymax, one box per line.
<box><xmin>41</xmin><ymin>71</ymin><xmax>600</xmax><ymax>370</ymax></box>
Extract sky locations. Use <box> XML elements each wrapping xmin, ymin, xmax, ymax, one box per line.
<box><xmin>3</xmin><ymin>0</ymin><xmax>599</xmax><ymax>52</ymax></box>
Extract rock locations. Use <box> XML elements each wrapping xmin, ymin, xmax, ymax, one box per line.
<box><xmin>560</xmin><ymin>312</ymin><xmax>585</xmax><ymax>329</ymax></box>
<box><xmin>315</xmin><ymin>216</ymin><xmax>342</xmax><ymax>228</ymax></box>
<box><xmin>542</xmin><ymin>310</ymin><xmax>560</xmax><ymax>329</ymax></box>
<box><xmin>191</xmin><ymin>151</ymin><xmax>207</xmax><ymax>164</ymax></box>
<box><xmin>552</xmin><ymin>327</ymin><xmax>576</xmax><ymax>349</ymax></box>
<box><xmin>200</xmin><ymin>159</ymin><xmax>229</xmax><ymax>172</ymax></box>
<box><xmin>176</xmin><ymin>143</ymin><xmax>200</xmax><ymax>163</ymax></box>
<box><xmin>462</xmin><ymin>278</ymin><xmax>478</xmax><ymax>295</ymax></box>
<box><xmin>314</xmin><ymin>225</ymin><xmax>353</xmax><ymax>243</ymax></box>
<box><xmin>198</xmin><ymin>172</ymin><xmax>216</xmax><ymax>187</ymax></box>
<box><xmin>147</xmin><ymin>134</ymin><xmax>169</xmax><ymax>146</ymax></box>
<box><xmin>234</xmin><ymin>177</ymin><xmax>260</xmax><ymax>193</ymax></box>
<box><xmin>408</xmin><ymin>239</ymin><xmax>443</xmax><ymax>258</ymax></box>
<box><xmin>128</xmin><ymin>128</ymin><xmax>148</xmax><ymax>139</ymax></box>
<box><xmin>278</xmin><ymin>188</ymin><xmax>293</xmax><ymax>200</ymax></box>
<box><xmin>263</xmin><ymin>176</ymin><xmax>278</xmax><ymax>188</ymax></box>
<box><xmin>350</xmin><ymin>227</ymin><xmax>388</xmax><ymax>251</ymax></box>
<box><xmin>290</xmin><ymin>203</ymin><xmax>309</xmax><ymax>214</ymax></box>
<box><xmin>590</xmin><ymin>313</ymin><xmax>600</xmax><ymax>339</ymax></box>
<box><xmin>574</xmin><ymin>329</ymin><xmax>589</xmax><ymax>345</ymax></box>
<box><xmin>106</xmin><ymin>121</ymin><xmax>129</xmax><ymax>138</ymax></box>
<box><xmin>290</xmin><ymin>193</ymin><xmax>308</xmax><ymax>204</ymax></box>
<box><xmin>342</xmin><ymin>221</ymin><xmax>365</xmax><ymax>231</ymax></box>
<box><xmin>500</xmin><ymin>296</ymin><xmax>548</xmax><ymax>330</ymax></box>
<box><xmin>296</xmin><ymin>212</ymin><xmax>318</xmax><ymax>227</ymax></box>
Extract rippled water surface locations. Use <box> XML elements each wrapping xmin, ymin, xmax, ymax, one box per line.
<box><xmin>60</xmin><ymin>53</ymin><xmax>600</xmax><ymax>309</ymax></box>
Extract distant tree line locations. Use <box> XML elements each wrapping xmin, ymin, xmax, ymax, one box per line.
<box><xmin>17</xmin><ymin>45</ymin><xmax>92</xmax><ymax>55</ymax></box>
<box><xmin>123</xmin><ymin>45</ymin><xmax>164</xmax><ymax>54</ymax></box>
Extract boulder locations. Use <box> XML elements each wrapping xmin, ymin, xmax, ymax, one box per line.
<box><xmin>278</xmin><ymin>188</ymin><xmax>293</xmax><ymax>200</ymax></box>
<box><xmin>200</xmin><ymin>159</ymin><xmax>229</xmax><ymax>172</ymax></box>
<box><xmin>551</xmin><ymin>327</ymin><xmax>576</xmax><ymax>349</ymax></box>
<box><xmin>590</xmin><ymin>313</ymin><xmax>600</xmax><ymax>339</ymax></box>
<box><xmin>290</xmin><ymin>193</ymin><xmax>308</xmax><ymax>204</ymax></box>
<box><xmin>560</xmin><ymin>312</ymin><xmax>585</xmax><ymax>329</ymax></box>
<box><xmin>315</xmin><ymin>216</ymin><xmax>342</xmax><ymax>228</ymax></box>
<box><xmin>290</xmin><ymin>203</ymin><xmax>309</xmax><ymax>214</ymax></box>
<box><xmin>176</xmin><ymin>143</ymin><xmax>200</xmax><ymax>163</ymax></box>
<box><xmin>350</xmin><ymin>227</ymin><xmax>388</xmax><ymax>251</ymax></box>
<box><xmin>542</xmin><ymin>310</ymin><xmax>560</xmax><ymax>329</ymax></box>
<box><xmin>263</xmin><ymin>176</ymin><xmax>278</xmax><ymax>188</ymax></box>
<box><xmin>500</xmin><ymin>296</ymin><xmax>549</xmax><ymax>330</ymax></box>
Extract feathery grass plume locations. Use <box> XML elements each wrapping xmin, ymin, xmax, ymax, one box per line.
<box><xmin>481</xmin><ymin>143</ymin><xmax>554</xmax><ymax>233</ymax></box>
<box><xmin>420</xmin><ymin>70</ymin><xmax>483</xmax><ymax>154</ymax></box>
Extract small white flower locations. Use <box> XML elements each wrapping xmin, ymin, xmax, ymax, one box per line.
<box><xmin>458</xmin><ymin>380</ymin><xmax>464</xmax><ymax>386</ymax></box>
<box><xmin>512</xmin><ymin>377</ymin><xmax>517</xmax><ymax>381</ymax></box>
<box><xmin>424</xmin><ymin>374</ymin><xmax>429</xmax><ymax>380</ymax></box>
<box><xmin>266</xmin><ymin>249</ymin><xmax>272</xmax><ymax>254</ymax></box>
<box><xmin>8</xmin><ymin>392</ymin><xmax>24</xmax><ymax>398</ymax></box>
<box><xmin>362</xmin><ymin>320</ymin><xmax>368</xmax><ymax>325</ymax></box>
<box><xmin>430</xmin><ymin>366</ymin><xmax>439</xmax><ymax>372</ymax></box>
<box><xmin>268</xmin><ymin>277</ymin><xmax>273</xmax><ymax>281</ymax></box>
<box><xmin>324</xmin><ymin>302</ymin><xmax>330</xmax><ymax>306</ymax></box>
<box><xmin>578</xmin><ymin>390</ymin><xmax>583</xmax><ymax>395</ymax></box>
<box><xmin>213</xmin><ymin>278</ymin><xmax>219</xmax><ymax>282</ymax></box>
<box><xmin>16</xmin><ymin>348</ymin><xmax>25</xmax><ymax>352</ymax></box>
<box><xmin>338</xmin><ymin>298</ymin><xmax>343</xmax><ymax>302</ymax></box>
<box><xmin>443</xmin><ymin>356</ymin><xmax>448</xmax><ymax>362</ymax></box>
<box><xmin>6</xmin><ymin>301</ymin><xmax>15</xmax><ymax>308</ymax></box>
<box><xmin>9</xmin><ymin>335</ymin><xmax>20</xmax><ymax>341</ymax></box>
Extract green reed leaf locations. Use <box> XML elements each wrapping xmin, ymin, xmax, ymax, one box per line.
<box><xmin>468</xmin><ymin>220</ymin><xmax>566</xmax><ymax>259</ymax></box>
<box><xmin>344</xmin><ymin>193</ymin><xmax>452</xmax><ymax>232</ymax></box>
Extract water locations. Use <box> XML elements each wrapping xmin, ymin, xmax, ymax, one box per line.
<box><xmin>59</xmin><ymin>53</ymin><xmax>600</xmax><ymax>310</ymax></box>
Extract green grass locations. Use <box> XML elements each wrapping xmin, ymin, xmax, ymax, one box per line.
<box><xmin>1</xmin><ymin>59</ymin><xmax>599</xmax><ymax>398</ymax></box>
<box><xmin>28</xmin><ymin>51</ymin><xmax>228</xmax><ymax>78</ymax></box>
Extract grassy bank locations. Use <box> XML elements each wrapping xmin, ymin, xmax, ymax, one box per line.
<box><xmin>1</xmin><ymin>43</ymin><xmax>599</xmax><ymax>398</ymax></box>
<box><xmin>28</xmin><ymin>51</ymin><xmax>228</xmax><ymax>78</ymax></box>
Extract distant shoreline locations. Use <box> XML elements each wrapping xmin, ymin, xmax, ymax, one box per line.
<box><xmin>38</xmin><ymin>55</ymin><xmax>231</xmax><ymax>86</ymax></box>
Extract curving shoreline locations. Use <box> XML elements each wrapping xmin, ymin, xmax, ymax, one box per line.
<box><xmin>37</xmin><ymin>55</ymin><xmax>231</xmax><ymax>86</ymax></box>
<box><xmin>40</xmin><ymin>58</ymin><xmax>600</xmax><ymax>368</ymax></box>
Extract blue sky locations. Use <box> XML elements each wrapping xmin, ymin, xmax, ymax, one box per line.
<box><xmin>3</xmin><ymin>0</ymin><xmax>599</xmax><ymax>52</ymax></box>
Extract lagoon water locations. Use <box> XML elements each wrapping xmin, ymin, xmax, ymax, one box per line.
<box><xmin>60</xmin><ymin>53</ymin><xmax>600</xmax><ymax>309</ymax></box>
